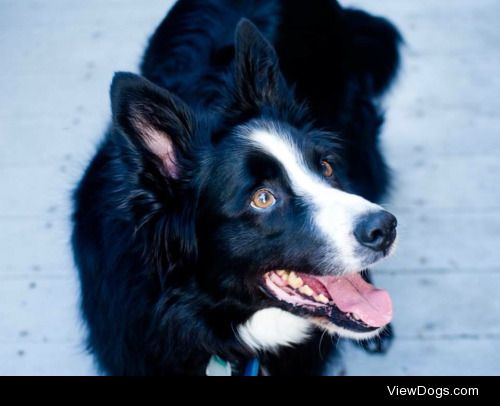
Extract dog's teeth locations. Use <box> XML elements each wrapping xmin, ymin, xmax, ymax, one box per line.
<box><xmin>352</xmin><ymin>313</ymin><xmax>360</xmax><ymax>321</ymax></box>
<box><xmin>298</xmin><ymin>285</ymin><xmax>314</xmax><ymax>296</ymax></box>
<box><xmin>276</xmin><ymin>270</ymin><xmax>289</xmax><ymax>281</ymax></box>
<box><xmin>289</xmin><ymin>278</ymin><xmax>303</xmax><ymax>289</ymax></box>
<box><xmin>314</xmin><ymin>294</ymin><xmax>329</xmax><ymax>304</ymax></box>
<box><xmin>287</xmin><ymin>272</ymin><xmax>304</xmax><ymax>289</ymax></box>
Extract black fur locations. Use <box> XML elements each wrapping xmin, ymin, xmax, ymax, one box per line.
<box><xmin>141</xmin><ymin>0</ymin><xmax>401</xmax><ymax>202</ymax></box>
<box><xmin>72</xmin><ymin>0</ymin><xmax>401</xmax><ymax>375</ymax></box>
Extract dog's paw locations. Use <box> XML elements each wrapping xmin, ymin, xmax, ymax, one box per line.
<box><xmin>359</xmin><ymin>323</ymin><xmax>394</xmax><ymax>354</ymax></box>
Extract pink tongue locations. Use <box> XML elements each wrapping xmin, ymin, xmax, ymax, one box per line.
<box><xmin>319</xmin><ymin>273</ymin><xmax>393</xmax><ymax>328</ymax></box>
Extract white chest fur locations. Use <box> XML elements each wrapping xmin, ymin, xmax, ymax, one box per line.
<box><xmin>237</xmin><ymin>307</ymin><xmax>312</xmax><ymax>352</ymax></box>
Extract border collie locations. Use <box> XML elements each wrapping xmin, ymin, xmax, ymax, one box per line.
<box><xmin>72</xmin><ymin>0</ymin><xmax>401</xmax><ymax>375</ymax></box>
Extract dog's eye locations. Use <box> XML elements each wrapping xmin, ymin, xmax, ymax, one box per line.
<box><xmin>321</xmin><ymin>160</ymin><xmax>334</xmax><ymax>177</ymax></box>
<box><xmin>251</xmin><ymin>189</ymin><xmax>276</xmax><ymax>209</ymax></box>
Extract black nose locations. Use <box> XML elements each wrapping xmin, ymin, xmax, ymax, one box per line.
<box><xmin>354</xmin><ymin>211</ymin><xmax>397</xmax><ymax>252</ymax></box>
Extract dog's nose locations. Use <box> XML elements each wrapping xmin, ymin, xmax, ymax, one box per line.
<box><xmin>354</xmin><ymin>211</ymin><xmax>397</xmax><ymax>252</ymax></box>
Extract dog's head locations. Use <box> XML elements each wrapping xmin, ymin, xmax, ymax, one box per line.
<box><xmin>110</xmin><ymin>20</ymin><xmax>397</xmax><ymax>350</ymax></box>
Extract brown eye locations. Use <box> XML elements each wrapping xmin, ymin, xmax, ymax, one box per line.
<box><xmin>321</xmin><ymin>160</ymin><xmax>334</xmax><ymax>177</ymax></box>
<box><xmin>251</xmin><ymin>189</ymin><xmax>276</xmax><ymax>209</ymax></box>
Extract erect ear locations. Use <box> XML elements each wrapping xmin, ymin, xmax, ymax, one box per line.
<box><xmin>232</xmin><ymin>19</ymin><xmax>287</xmax><ymax>107</ymax></box>
<box><xmin>110</xmin><ymin>72</ymin><xmax>195</xmax><ymax>179</ymax></box>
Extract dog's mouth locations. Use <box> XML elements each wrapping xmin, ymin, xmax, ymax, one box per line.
<box><xmin>261</xmin><ymin>270</ymin><xmax>392</xmax><ymax>334</ymax></box>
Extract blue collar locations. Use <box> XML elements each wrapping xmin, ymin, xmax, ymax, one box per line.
<box><xmin>206</xmin><ymin>355</ymin><xmax>260</xmax><ymax>376</ymax></box>
<box><xmin>243</xmin><ymin>357</ymin><xmax>260</xmax><ymax>376</ymax></box>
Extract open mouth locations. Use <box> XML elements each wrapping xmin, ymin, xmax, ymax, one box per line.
<box><xmin>262</xmin><ymin>270</ymin><xmax>392</xmax><ymax>334</ymax></box>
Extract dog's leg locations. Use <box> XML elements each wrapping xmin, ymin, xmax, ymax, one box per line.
<box><xmin>261</xmin><ymin>329</ymin><xmax>338</xmax><ymax>375</ymax></box>
<box><xmin>359</xmin><ymin>322</ymin><xmax>394</xmax><ymax>354</ymax></box>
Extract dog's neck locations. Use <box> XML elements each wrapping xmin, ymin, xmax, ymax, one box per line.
<box><xmin>237</xmin><ymin>308</ymin><xmax>313</xmax><ymax>352</ymax></box>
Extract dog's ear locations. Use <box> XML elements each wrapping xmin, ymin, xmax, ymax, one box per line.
<box><xmin>110</xmin><ymin>72</ymin><xmax>195</xmax><ymax>179</ymax></box>
<box><xmin>232</xmin><ymin>19</ymin><xmax>287</xmax><ymax>108</ymax></box>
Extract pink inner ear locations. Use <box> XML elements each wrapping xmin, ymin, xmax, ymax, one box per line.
<box><xmin>146</xmin><ymin>133</ymin><xmax>179</xmax><ymax>179</ymax></box>
<box><xmin>132</xmin><ymin>115</ymin><xmax>179</xmax><ymax>178</ymax></box>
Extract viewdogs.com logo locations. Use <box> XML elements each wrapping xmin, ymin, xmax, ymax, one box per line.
<box><xmin>387</xmin><ymin>386</ymin><xmax>478</xmax><ymax>398</ymax></box>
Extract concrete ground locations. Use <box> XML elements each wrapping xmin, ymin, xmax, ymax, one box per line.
<box><xmin>1</xmin><ymin>0</ymin><xmax>499</xmax><ymax>375</ymax></box>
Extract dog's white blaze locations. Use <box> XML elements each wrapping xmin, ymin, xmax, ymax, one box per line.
<box><xmin>238</xmin><ymin>308</ymin><xmax>312</xmax><ymax>351</ymax></box>
<box><xmin>249</xmin><ymin>128</ymin><xmax>382</xmax><ymax>272</ymax></box>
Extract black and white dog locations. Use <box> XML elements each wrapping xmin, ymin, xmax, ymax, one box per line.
<box><xmin>72</xmin><ymin>0</ymin><xmax>401</xmax><ymax>375</ymax></box>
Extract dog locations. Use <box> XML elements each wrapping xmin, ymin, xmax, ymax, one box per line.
<box><xmin>72</xmin><ymin>0</ymin><xmax>401</xmax><ymax>375</ymax></box>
